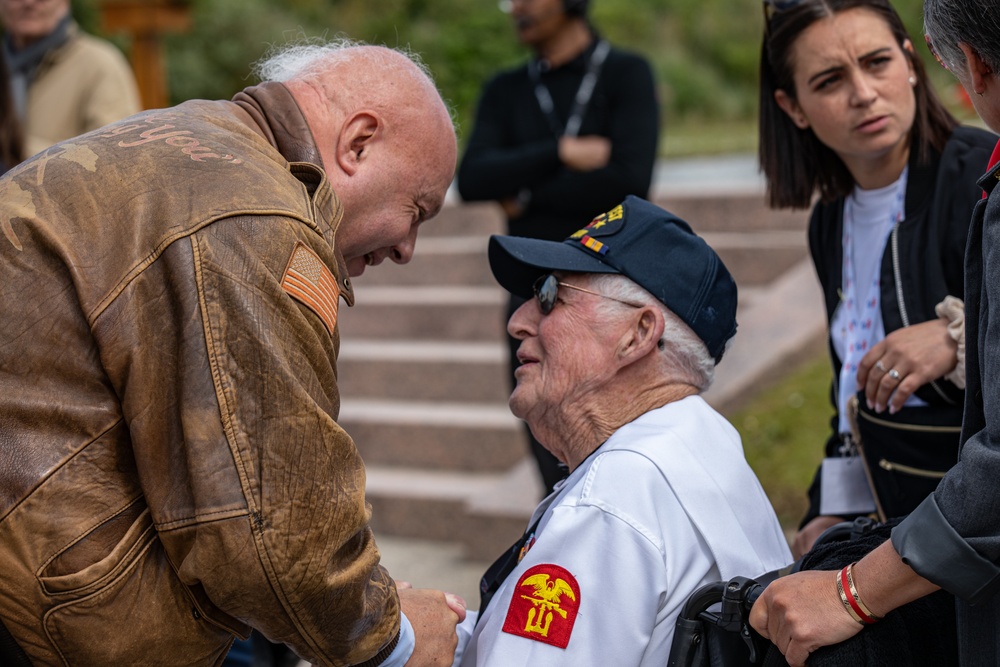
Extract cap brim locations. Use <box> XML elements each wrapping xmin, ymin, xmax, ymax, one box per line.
<box><xmin>488</xmin><ymin>235</ymin><xmax>620</xmax><ymax>299</ymax></box>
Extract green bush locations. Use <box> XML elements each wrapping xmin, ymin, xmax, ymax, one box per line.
<box><xmin>75</xmin><ymin>0</ymin><xmax>944</xmax><ymax>153</ymax></box>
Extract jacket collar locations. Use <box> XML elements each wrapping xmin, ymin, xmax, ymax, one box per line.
<box><xmin>231</xmin><ymin>82</ymin><xmax>355</xmax><ymax>305</ymax></box>
<box><xmin>978</xmin><ymin>138</ymin><xmax>1000</xmax><ymax>197</ymax></box>
<box><xmin>232</xmin><ymin>82</ymin><xmax>324</xmax><ymax>168</ymax></box>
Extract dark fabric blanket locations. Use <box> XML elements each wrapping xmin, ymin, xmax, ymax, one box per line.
<box><xmin>799</xmin><ymin>520</ymin><xmax>959</xmax><ymax>667</ymax></box>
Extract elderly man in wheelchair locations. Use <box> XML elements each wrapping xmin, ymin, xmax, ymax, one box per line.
<box><xmin>449</xmin><ymin>196</ymin><xmax>792</xmax><ymax>666</ymax></box>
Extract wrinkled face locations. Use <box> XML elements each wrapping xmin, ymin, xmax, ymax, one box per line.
<box><xmin>0</xmin><ymin>0</ymin><xmax>70</xmax><ymax>49</ymax></box>
<box><xmin>509</xmin><ymin>0</ymin><xmax>571</xmax><ymax>47</ymax></box>
<box><xmin>778</xmin><ymin>8</ymin><xmax>916</xmax><ymax>178</ymax></box>
<box><xmin>335</xmin><ymin>113</ymin><xmax>456</xmax><ymax>278</ymax></box>
<box><xmin>507</xmin><ymin>273</ymin><xmax>625</xmax><ymax>434</ymax></box>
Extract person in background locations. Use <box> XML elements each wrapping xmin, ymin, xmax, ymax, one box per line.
<box><xmin>452</xmin><ymin>196</ymin><xmax>791</xmax><ymax>666</ymax></box>
<box><xmin>0</xmin><ymin>46</ymin><xmax>21</xmax><ymax>172</ymax></box>
<box><xmin>0</xmin><ymin>41</ymin><xmax>461</xmax><ymax>666</ymax></box>
<box><xmin>457</xmin><ymin>0</ymin><xmax>660</xmax><ymax>496</ymax></box>
<box><xmin>758</xmin><ymin>0</ymin><xmax>995</xmax><ymax>558</ymax></box>
<box><xmin>750</xmin><ymin>0</ymin><xmax>1000</xmax><ymax>664</ymax></box>
<box><xmin>0</xmin><ymin>0</ymin><xmax>140</xmax><ymax>158</ymax></box>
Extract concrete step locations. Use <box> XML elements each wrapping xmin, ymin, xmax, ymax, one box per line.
<box><xmin>338</xmin><ymin>340</ymin><xmax>511</xmax><ymax>403</ymax></box>
<box><xmin>365</xmin><ymin>459</ymin><xmax>540</xmax><ymax>561</ymax></box>
<box><xmin>352</xmin><ymin>236</ymin><xmax>495</xmax><ymax>287</ymax></box>
<box><xmin>657</xmin><ymin>195</ymin><xmax>809</xmax><ymax>233</ymax></box>
<box><xmin>358</xmin><ymin>228</ymin><xmax>807</xmax><ymax>290</ymax></box>
<box><xmin>339</xmin><ymin>286</ymin><xmax>506</xmax><ymax>341</ymax></box>
<box><xmin>340</xmin><ymin>398</ymin><xmax>527</xmax><ymax>472</ymax></box>
<box><xmin>429</xmin><ymin>191</ymin><xmax>808</xmax><ymax>238</ymax></box>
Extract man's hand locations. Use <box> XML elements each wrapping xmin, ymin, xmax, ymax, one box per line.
<box><xmin>400</xmin><ymin>588</ymin><xmax>466</xmax><ymax>667</ymax></box>
<box><xmin>558</xmin><ymin>135</ymin><xmax>611</xmax><ymax>171</ymax></box>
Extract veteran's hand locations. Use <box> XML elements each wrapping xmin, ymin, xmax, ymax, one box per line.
<box><xmin>792</xmin><ymin>515</ymin><xmax>845</xmax><ymax>559</ymax></box>
<box><xmin>558</xmin><ymin>135</ymin><xmax>611</xmax><ymax>171</ymax></box>
<box><xmin>857</xmin><ymin>319</ymin><xmax>957</xmax><ymax>414</ymax></box>
<box><xmin>749</xmin><ymin>570</ymin><xmax>863</xmax><ymax>667</ymax></box>
<box><xmin>401</xmin><ymin>588</ymin><xmax>466</xmax><ymax>667</ymax></box>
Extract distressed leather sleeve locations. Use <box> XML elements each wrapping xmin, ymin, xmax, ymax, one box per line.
<box><xmin>94</xmin><ymin>212</ymin><xmax>398</xmax><ymax>666</ymax></box>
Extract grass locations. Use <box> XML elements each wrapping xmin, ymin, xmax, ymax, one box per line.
<box><xmin>730</xmin><ymin>352</ymin><xmax>834</xmax><ymax>531</ymax></box>
<box><xmin>661</xmin><ymin>116</ymin><xmax>759</xmax><ymax>158</ymax></box>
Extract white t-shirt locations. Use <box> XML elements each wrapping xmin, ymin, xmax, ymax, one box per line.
<box><xmin>830</xmin><ymin>172</ymin><xmax>924</xmax><ymax>434</ymax></box>
<box><xmin>454</xmin><ymin>396</ymin><xmax>792</xmax><ymax>667</ymax></box>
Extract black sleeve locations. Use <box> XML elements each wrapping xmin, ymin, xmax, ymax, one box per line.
<box><xmin>457</xmin><ymin>51</ymin><xmax>660</xmax><ymax>222</ymax></box>
<box><xmin>525</xmin><ymin>53</ymin><xmax>660</xmax><ymax>219</ymax></box>
<box><xmin>457</xmin><ymin>72</ymin><xmax>562</xmax><ymax>202</ymax></box>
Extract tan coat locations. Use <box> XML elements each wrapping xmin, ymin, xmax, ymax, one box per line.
<box><xmin>23</xmin><ymin>25</ymin><xmax>141</xmax><ymax>158</ymax></box>
<box><xmin>0</xmin><ymin>84</ymin><xmax>399</xmax><ymax>666</ymax></box>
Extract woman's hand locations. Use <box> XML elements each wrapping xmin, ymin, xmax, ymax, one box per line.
<box><xmin>749</xmin><ymin>570</ymin><xmax>863</xmax><ymax>667</ymax></box>
<box><xmin>857</xmin><ymin>319</ymin><xmax>957</xmax><ymax>413</ymax></box>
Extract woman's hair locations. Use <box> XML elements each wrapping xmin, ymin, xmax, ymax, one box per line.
<box><xmin>759</xmin><ymin>0</ymin><xmax>957</xmax><ymax>209</ymax></box>
<box><xmin>587</xmin><ymin>273</ymin><xmax>717</xmax><ymax>391</ymax></box>
<box><xmin>924</xmin><ymin>0</ymin><xmax>1000</xmax><ymax>75</ymax></box>
<box><xmin>0</xmin><ymin>50</ymin><xmax>23</xmax><ymax>171</ymax></box>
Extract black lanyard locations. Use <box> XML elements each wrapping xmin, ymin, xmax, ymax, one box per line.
<box><xmin>528</xmin><ymin>39</ymin><xmax>610</xmax><ymax>138</ymax></box>
<box><xmin>476</xmin><ymin>514</ymin><xmax>542</xmax><ymax>622</ymax></box>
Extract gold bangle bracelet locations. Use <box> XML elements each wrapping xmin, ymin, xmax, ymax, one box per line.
<box><xmin>837</xmin><ymin>569</ymin><xmax>866</xmax><ymax>625</ymax></box>
<box><xmin>846</xmin><ymin>563</ymin><xmax>882</xmax><ymax>622</ymax></box>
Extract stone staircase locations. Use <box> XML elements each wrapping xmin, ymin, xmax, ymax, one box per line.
<box><xmin>337</xmin><ymin>176</ymin><xmax>825</xmax><ymax>561</ymax></box>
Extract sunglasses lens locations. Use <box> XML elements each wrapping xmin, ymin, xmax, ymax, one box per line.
<box><xmin>533</xmin><ymin>274</ymin><xmax>558</xmax><ymax>314</ymax></box>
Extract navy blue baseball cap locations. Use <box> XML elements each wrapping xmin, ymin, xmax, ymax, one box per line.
<box><xmin>488</xmin><ymin>195</ymin><xmax>738</xmax><ymax>363</ymax></box>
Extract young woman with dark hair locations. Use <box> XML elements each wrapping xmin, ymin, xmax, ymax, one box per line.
<box><xmin>751</xmin><ymin>2</ymin><xmax>1000</xmax><ymax>663</ymax></box>
<box><xmin>759</xmin><ymin>0</ymin><xmax>995</xmax><ymax>558</ymax></box>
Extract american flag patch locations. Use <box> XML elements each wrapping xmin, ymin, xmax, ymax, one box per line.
<box><xmin>280</xmin><ymin>242</ymin><xmax>340</xmax><ymax>335</ymax></box>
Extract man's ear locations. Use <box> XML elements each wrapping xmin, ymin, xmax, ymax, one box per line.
<box><xmin>959</xmin><ymin>42</ymin><xmax>994</xmax><ymax>95</ymax></box>
<box><xmin>618</xmin><ymin>307</ymin><xmax>664</xmax><ymax>365</ymax></box>
<box><xmin>337</xmin><ymin>111</ymin><xmax>380</xmax><ymax>176</ymax></box>
<box><xmin>774</xmin><ymin>89</ymin><xmax>809</xmax><ymax>130</ymax></box>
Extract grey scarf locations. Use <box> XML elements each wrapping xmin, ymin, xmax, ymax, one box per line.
<box><xmin>3</xmin><ymin>13</ymin><xmax>73</xmax><ymax>121</ymax></box>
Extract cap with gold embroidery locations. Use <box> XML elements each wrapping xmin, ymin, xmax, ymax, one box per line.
<box><xmin>488</xmin><ymin>195</ymin><xmax>737</xmax><ymax>363</ymax></box>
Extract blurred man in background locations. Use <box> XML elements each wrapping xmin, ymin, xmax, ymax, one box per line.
<box><xmin>458</xmin><ymin>0</ymin><xmax>660</xmax><ymax>494</ymax></box>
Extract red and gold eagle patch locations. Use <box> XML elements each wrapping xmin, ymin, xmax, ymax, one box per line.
<box><xmin>280</xmin><ymin>242</ymin><xmax>340</xmax><ymax>335</ymax></box>
<box><xmin>502</xmin><ymin>564</ymin><xmax>580</xmax><ymax>649</ymax></box>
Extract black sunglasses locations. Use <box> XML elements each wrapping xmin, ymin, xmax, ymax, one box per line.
<box><xmin>532</xmin><ymin>273</ymin><xmax>643</xmax><ymax>315</ymax></box>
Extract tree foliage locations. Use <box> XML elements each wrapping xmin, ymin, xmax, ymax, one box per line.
<box><xmin>76</xmin><ymin>0</ymin><xmax>934</xmax><ymax>149</ymax></box>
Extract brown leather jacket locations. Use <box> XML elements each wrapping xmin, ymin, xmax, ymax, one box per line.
<box><xmin>0</xmin><ymin>83</ymin><xmax>399</xmax><ymax>666</ymax></box>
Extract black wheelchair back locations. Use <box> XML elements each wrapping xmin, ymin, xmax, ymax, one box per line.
<box><xmin>666</xmin><ymin>518</ymin><xmax>879</xmax><ymax>667</ymax></box>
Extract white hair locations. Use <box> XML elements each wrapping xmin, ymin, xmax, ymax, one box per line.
<box><xmin>252</xmin><ymin>37</ymin><xmax>436</xmax><ymax>86</ymax></box>
<box><xmin>251</xmin><ymin>37</ymin><xmax>458</xmax><ymax>130</ymax></box>
<box><xmin>586</xmin><ymin>273</ymin><xmax>717</xmax><ymax>391</ymax></box>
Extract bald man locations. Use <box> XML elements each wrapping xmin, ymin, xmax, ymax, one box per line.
<box><xmin>0</xmin><ymin>42</ymin><xmax>459</xmax><ymax>667</ymax></box>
